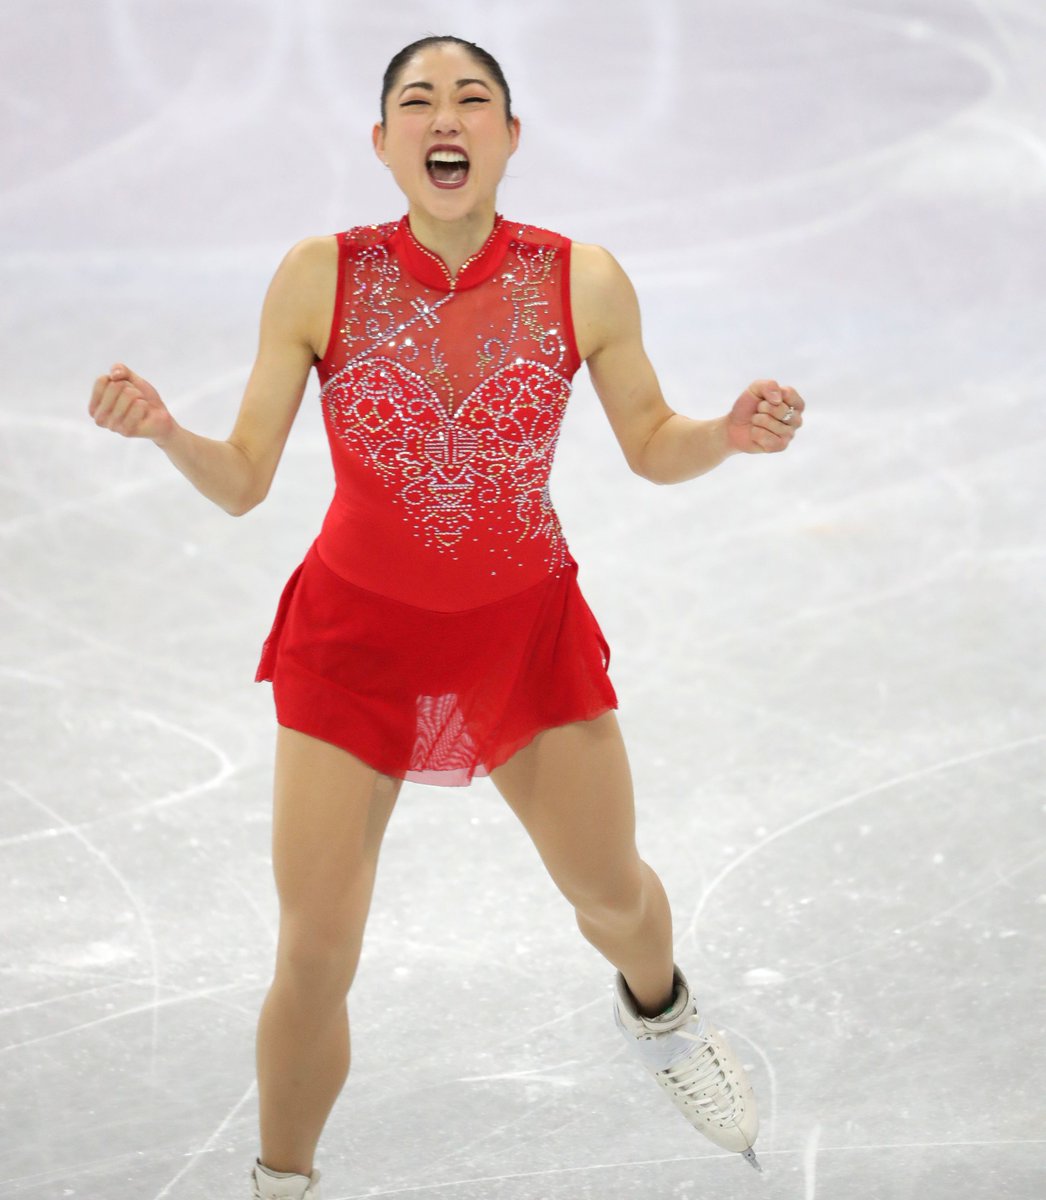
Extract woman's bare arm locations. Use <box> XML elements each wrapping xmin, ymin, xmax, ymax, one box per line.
<box><xmin>570</xmin><ymin>242</ymin><xmax>803</xmax><ymax>484</ymax></box>
<box><xmin>89</xmin><ymin>236</ymin><xmax>336</xmax><ymax>515</ymax></box>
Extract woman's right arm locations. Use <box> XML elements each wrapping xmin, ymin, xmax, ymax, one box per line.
<box><xmin>88</xmin><ymin>236</ymin><xmax>336</xmax><ymax>516</ymax></box>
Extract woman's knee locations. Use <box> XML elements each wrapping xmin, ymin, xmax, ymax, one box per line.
<box><xmin>274</xmin><ymin>899</ymin><xmax>372</xmax><ymax>999</ymax></box>
<box><xmin>565</xmin><ymin>855</ymin><xmax>647</xmax><ymax>921</ymax></box>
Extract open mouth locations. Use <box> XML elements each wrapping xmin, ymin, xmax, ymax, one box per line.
<box><xmin>426</xmin><ymin>149</ymin><xmax>470</xmax><ymax>188</ymax></box>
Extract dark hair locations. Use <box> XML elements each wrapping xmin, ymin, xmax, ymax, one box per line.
<box><xmin>380</xmin><ymin>36</ymin><xmax>513</xmax><ymax>127</ymax></box>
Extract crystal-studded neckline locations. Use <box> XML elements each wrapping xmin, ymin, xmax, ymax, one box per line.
<box><xmin>393</xmin><ymin>214</ymin><xmax>510</xmax><ymax>293</ymax></box>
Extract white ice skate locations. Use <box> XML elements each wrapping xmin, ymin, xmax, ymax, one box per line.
<box><xmin>613</xmin><ymin>965</ymin><xmax>762</xmax><ymax>1172</ymax></box>
<box><xmin>250</xmin><ymin>1159</ymin><xmax>323</xmax><ymax>1200</ymax></box>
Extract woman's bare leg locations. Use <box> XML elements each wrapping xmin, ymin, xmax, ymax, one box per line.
<box><xmin>255</xmin><ymin>726</ymin><xmax>402</xmax><ymax>1176</ymax></box>
<box><xmin>489</xmin><ymin>711</ymin><xmax>676</xmax><ymax>1017</ymax></box>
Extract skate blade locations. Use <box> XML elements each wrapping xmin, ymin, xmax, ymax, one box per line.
<box><xmin>741</xmin><ymin>1147</ymin><xmax>763</xmax><ymax>1173</ymax></box>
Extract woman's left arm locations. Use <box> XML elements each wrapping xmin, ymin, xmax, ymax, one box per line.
<box><xmin>570</xmin><ymin>242</ymin><xmax>805</xmax><ymax>484</ymax></box>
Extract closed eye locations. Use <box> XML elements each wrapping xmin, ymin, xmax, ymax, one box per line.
<box><xmin>400</xmin><ymin>96</ymin><xmax>490</xmax><ymax>107</ymax></box>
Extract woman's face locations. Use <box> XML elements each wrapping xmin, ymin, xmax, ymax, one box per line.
<box><xmin>374</xmin><ymin>43</ymin><xmax>520</xmax><ymax>222</ymax></box>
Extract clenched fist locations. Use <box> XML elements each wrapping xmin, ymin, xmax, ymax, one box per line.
<box><xmin>726</xmin><ymin>378</ymin><xmax>805</xmax><ymax>455</ymax></box>
<box><xmin>89</xmin><ymin>364</ymin><xmax>174</xmax><ymax>442</ymax></box>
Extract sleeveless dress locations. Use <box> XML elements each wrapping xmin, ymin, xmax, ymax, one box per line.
<box><xmin>255</xmin><ymin>213</ymin><xmax>618</xmax><ymax>786</ymax></box>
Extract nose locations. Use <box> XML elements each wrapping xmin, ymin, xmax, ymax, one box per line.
<box><xmin>430</xmin><ymin>98</ymin><xmax>460</xmax><ymax>137</ymax></box>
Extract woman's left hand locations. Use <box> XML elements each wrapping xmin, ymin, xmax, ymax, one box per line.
<box><xmin>726</xmin><ymin>379</ymin><xmax>805</xmax><ymax>454</ymax></box>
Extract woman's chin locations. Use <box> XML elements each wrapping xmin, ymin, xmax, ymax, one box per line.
<box><xmin>406</xmin><ymin>184</ymin><xmax>494</xmax><ymax>223</ymax></box>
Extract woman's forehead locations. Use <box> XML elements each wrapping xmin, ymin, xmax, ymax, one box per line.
<box><xmin>397</xmin><ymin>44</ymin><xmax>494</xmax><ymax>87</ymax></box>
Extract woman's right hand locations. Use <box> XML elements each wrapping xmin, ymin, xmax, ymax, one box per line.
<box><xmin>89</xmin><ymin>363</ymin><xmax>175</xmax><ymax>443</ymax></box>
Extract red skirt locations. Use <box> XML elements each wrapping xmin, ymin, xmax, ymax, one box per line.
<box><xmin>255</xmin><ymin>542</ymin><xmax>618</xmax><ymax>787</ymax></box>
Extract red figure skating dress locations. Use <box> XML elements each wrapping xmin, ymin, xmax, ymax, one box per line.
<box><xmin>256</xmin><ymin>214</ymin><xmax>618</xmax><ymax>785</ymax></box>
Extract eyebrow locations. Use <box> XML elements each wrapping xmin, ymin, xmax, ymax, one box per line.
<box><xmin>398</xmin><ymin>78</ymin><xmax>492</xmax><ymax>96</ymax></box>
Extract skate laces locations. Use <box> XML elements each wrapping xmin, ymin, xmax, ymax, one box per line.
<box><xmin>663</xmin><ymin>1028</ymin><xmax>742</xmax><ymax>1121</ymax></box>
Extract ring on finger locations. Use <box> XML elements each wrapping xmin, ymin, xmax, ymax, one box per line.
<box><xmin>781</xmin><ymin>405</ymin><xmax>796</xmax><ymax>424</ymax></box>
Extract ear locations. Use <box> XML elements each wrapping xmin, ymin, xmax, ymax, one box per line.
<box><xmin>508</xmin><ymin>115</ymin><xmax>521</xmax><ymax>158</ymax></box>
<box><xmin>372</xmin><ymin>122</ymin><xmax>386</xmax><ymax>164</ymax></box>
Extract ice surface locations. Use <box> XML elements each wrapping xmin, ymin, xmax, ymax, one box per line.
<box><xmin>1</xmin><ymin>1</ymin><xmax>1044</xmax><ymax>1197</ymax></box>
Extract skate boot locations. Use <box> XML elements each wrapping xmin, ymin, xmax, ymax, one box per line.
<box><xmin>250</xmin><ymin>1158</ymin><xmax>323</xmax><ymax>1200</ymax></box>
<box><xmin>613</xmin><ymin>965</ymin><xmax>761</xmax><ymax>1171</ymax></box>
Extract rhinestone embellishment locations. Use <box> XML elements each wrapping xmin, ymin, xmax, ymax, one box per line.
<box><xmin>320</xmin><ymin>225</ymin><xmax>574</xmax><ymax>566</ymax></box>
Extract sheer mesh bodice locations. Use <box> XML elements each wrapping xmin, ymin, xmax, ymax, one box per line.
<box><xmin>313</xmin><ymin>214</ymin><xmax>581</xmax><ymax>610</ymax></box>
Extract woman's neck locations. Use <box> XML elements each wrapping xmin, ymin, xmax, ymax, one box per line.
<box><xmin>406</xmin><ymin>205</ymin><xmax>498</xmax><ymax>278</ymax></box>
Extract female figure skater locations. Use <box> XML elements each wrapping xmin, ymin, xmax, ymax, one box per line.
<box><xmin>89</xmin><ymin>35</ymin><xmax>803</xmax><ymax>1199</ymax></box>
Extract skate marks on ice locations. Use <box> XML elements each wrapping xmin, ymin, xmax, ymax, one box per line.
<box><xmin>803</xmin><ymin>1121</ymin><xmax>822</xmax><ymax>1199</ymax></box>
<box><xmin>330</xmin><ymin>1138</ymin><xmax>1046</xmax><ymax>1200</ymax></box>
<box><xmin>682</xmin><ymin>732</ymin><xmax>1046</xmax><ymax>949</ymax></box>
<box><xmin>151</xmin><ymin>1080</ymin><xmax>258</xmax><ymax>1200</ymax></box>
<box><xmin>672</xmin><ymin>733</ymin><xmax>1044</xmax><ymax>1174</ymax></box>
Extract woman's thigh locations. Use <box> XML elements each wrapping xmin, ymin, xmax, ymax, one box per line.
<box><xmin>271</xmin><ymin>725</ymin><xmax>402</xmax><ymax>960</ymax></box>
<box><xmin>488</xmin><ymin>711</ymin><xmax>644</xmax><ymax>914</ymax></box>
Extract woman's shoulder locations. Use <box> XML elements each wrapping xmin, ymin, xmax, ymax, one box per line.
<box><xmin>276</xmin><ymin>218</ymin><xmax>401</xmax><ymax>285</ymax></box>
<box><xmin>504</xmin><ymin>222</ymin><xmax>624</xmax><ymax>298</ymax></box>
<box><xmin>567</xmin><ymin>242</ymin><xmax>638</xmax><ymax>360</ymax></box>
<box><xmin>496</xmin><ymin>224</ymin><xmax>630</xmax><ymax>328</ymax></box>
<box><xmin>278</xmin><ymin>231</ymin><xmax>338</xmax><ymax>276</ymax></box>
<box><xmin>284</xmin><ymin>220</ymin><xmax>399</xmax><ymax>265</ymax></box>
<box><xmin>569</xmin><ymin>241</ymin><xmax>629</xmax><ymax>297</ymax></box>
<box><xmin>274</xmin><ymin>236</ymin><xmax>339</xmax><ymax>300</ymax></box>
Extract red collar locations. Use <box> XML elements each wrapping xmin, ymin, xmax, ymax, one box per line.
<box><xmin>392</xmin><ymin>214</ymin><xmax>510</xmax><ymax>292</ymax></box>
